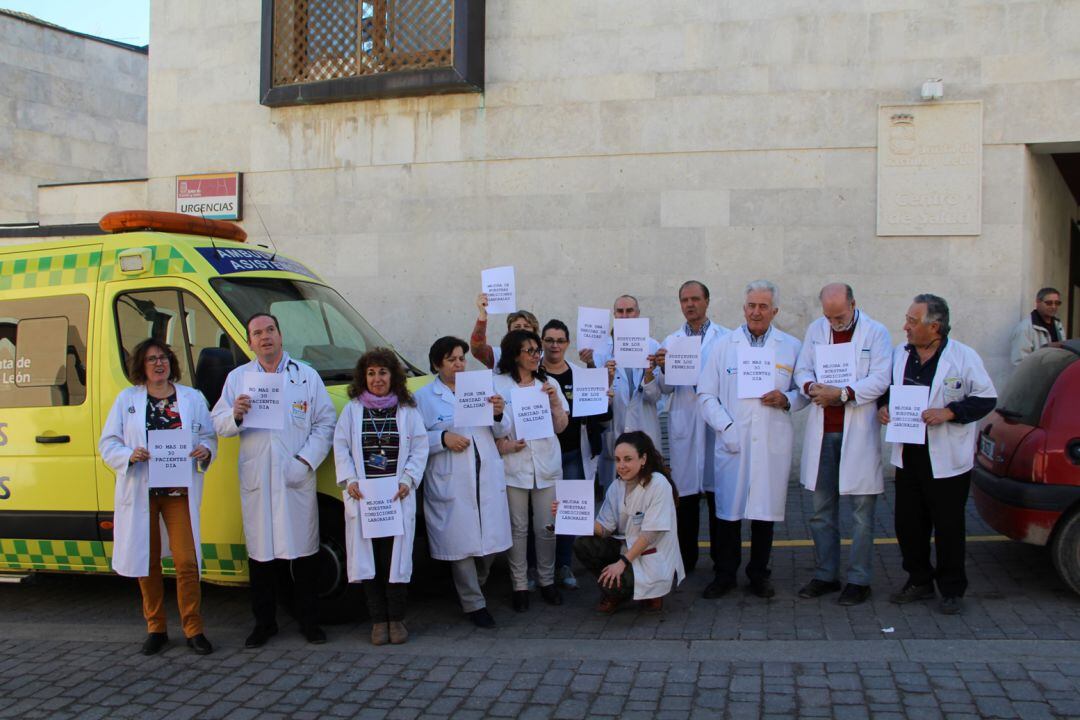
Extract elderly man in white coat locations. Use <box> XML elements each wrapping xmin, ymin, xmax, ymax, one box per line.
<box><xmin>794</xmin><ymin>284</ymin><xmax>892</xmax><ymax>606</ymax></box>
<box><xmin>877</xmin><ymin>294</ymin><xmax>996</xmax><ymax>616</ymax></box>
<box><xmin>211</xmin><ymin>312</ymin><xmax>336</xmax><ymax>648</ymax></box>
<box><xmin>698</xmin><ymin>280</ymin><xmax>807</xmax><ymax>599</ymax></box>
<box><xmin>655</xmin><ymin>280</ymin><xmax>729</xmax><ymax>574</ymax></box>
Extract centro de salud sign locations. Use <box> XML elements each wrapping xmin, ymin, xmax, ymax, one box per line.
<box><xmin>176</xmin><ymin>172</ymin><xmax>242</xmax><ymax>221</ymax></box>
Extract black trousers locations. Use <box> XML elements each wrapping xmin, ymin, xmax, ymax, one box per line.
<box><xmin>365</xmin><ymin>536</ymin><xmax>408</xmax><ymax>622</ymax></box>
<box><xmin>574</xmin><ymin>535</ymin><xmax>633</xmax><ymax>601</ymax></box>
<box><xmin>249</xmin><ymin>553</ymin><xmax>320</xmax><ymax>630</ymax></box>
<box><xmin>895</xmin><ymin>444</ymin><xmax>971</xmax><ymax>598</ymax></box>
<box><xmin>676</xmin><ymin>492</ymin><xmax>721</xmax><ymax>573</ymax></box>
<box><xmin>714</xmin><ymin>518</ymin><xmax>774</xmax><ymax>584</ymax></box>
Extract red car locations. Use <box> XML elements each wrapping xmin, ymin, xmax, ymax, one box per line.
<box><xmin>973</xmin><ymin>340</ymin><xmax>1080</xmax><ymax>595</ymax></box>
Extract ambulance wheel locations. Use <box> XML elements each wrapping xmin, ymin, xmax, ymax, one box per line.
<box><xmin>314</xmin><ymin>494</ymin><xmax>366</xmax><ymax>624</ymax></box>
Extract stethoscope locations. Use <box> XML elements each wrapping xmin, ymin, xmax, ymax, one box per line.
<box><xmin>258</xmin><ymin>358</ymin><xmax>307</xmax><ymax>385</ymax></box>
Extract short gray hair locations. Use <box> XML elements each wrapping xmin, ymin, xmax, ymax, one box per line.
<box><xmin>913</xmin><ymin>293</ymin><xmax>950</xmax><ymax>337</ymax></box>
<box><xmin>1036</xmin><ymin>287</ymin><xmax>1061</xmax><ymax>302</ymax></box>
<box><xmin>745</xmin><ymin>280</ymin><xmax>779</xmax><ymax>306</ymax></box>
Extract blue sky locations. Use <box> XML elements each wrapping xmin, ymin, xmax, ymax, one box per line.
<box><xmin>1</xmin><ymin>0</ymin><xmax>149</xmax><ymax>45</ymax></box>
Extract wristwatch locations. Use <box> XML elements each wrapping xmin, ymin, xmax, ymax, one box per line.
<box><xmin>839</xmin><ymin>387</ymin><xmax>850</xmax><ymax>403</ymax></box>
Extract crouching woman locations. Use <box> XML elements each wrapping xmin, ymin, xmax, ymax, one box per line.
<box><xmin>567</xmin><ymin>431</ymin><xmax>684</xmax><ymax>614</ymax></box>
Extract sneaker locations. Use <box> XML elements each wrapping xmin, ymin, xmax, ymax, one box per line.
<box><xmin>185</xmin><ymin>633</ymin><xmax>213</xmax><ymax>655</ymax></box>
<box><xmin>371</xmin><ymin>623</ymin><xmax>388</xmax><ymax>646</ymax></box>
<box><xmin>388</xmin><ymin>621</ymin><xmax>409</xmax><ymax>645</ymax></box>
<box><xmin>594</xmin><ymin>596</ymin><xmax>623</xmax><ymax>615</ymax></box>
<box><xmin>244</xmin><ymin>624</ymin><xmax>278</xmax><ymax>649</ymax></box>
<box><xmin>748</xmin><ymin>577</ymin><xmax>776</xmax><ymax>599</ymax></box>
<box><xmin>889</xmin><ymin>582</ymin><xmax>936</xmax><ymax>605</ymax></box>
<box><xmin>527</xmin><ymin>567</ymin><xmax>539</xmax><ymax>592</ymax></box>
<box><xmin>467</xmin><ymin>608</ymin><xmax>496</xmax><ymax>628</ymax></box>
<box><xmin>838</xmin><ymin>584</ymin><xmax>872</xmax><ymax>606</ymax></box>
<box><xmin>939</xmin><ymin>596</ymin><xmax>963</xmax><ymax>615</ymax></box>
<box><xmin>539</xmin><ymin>583</ymin><xmax>563</xmax><ymax>606</ymax></box>
<box><xmin>556</xmin><ymin>565</ymin><xmax>578</xmax><ymax>589</ymax></box>
<box><xmin>702</xmin><ymin>578</ymin><xmax>736</xmax><ymax>599</ymax></box>
<box><xmin>141</xmin><ymin>632</ymin><xmax>168</xmax><ymax>656</ymax></box>
<box><xmin>798</xmin><ymin>579</ymin><xmax>842</xmax><ymax>599</ymax></box>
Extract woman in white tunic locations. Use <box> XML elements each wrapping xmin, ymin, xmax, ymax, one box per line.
<box><xmin>334</xmin><ymin>348</ymin><xmax>428</xmax><ymax>646</ymax></box>
<box><xmin>567</xmin><ymin>431</ymin><xmax>685</xmax><ymax>614</ymax></box>
<box><xmin>99</xmin><ymin>339</ymin><xmax>216</xmax><ymax>656</ymax></box>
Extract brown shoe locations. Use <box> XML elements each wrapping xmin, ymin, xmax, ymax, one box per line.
<box><xmin>640</xmin><ymin>597</ymin><xmax>663</xmax><ymax>613</ymax></box>
<box><xmin>388</xmin><ymin>621</ymin><xmax>409</xmax><ymax>645</ymax></box>
<box><xmin>594</xmin><ymin>596</ymin><xmax>623</xmax><ymax>615</ymax></box>
<box><xmin>371</xmin><ymin>623</ymin><xmax>389</xmax><ymax>646</ymax></box>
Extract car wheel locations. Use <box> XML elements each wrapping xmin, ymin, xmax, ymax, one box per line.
<box><xmin>313</xmin><ymin>494</ymin><xmax>366</xmax><ymax>624</ymax></box>
<box><xmin>1050</xmin><ymin>506</ymin><xmax>1080</xmax><ymax>596</ymax></box>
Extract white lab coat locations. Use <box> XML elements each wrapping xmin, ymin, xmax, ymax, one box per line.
<box><xmin>888</xmin><ymin>339</ymin><xmax>997</xmax><ymax>478</ymax></box>
<box><xmin>211</xmin><ymin>353</ymin><xmax>336</xmax><ymax>562</ymax></box>
<box><xmin>415</xmin><ymin>378</ymin><xmax>513</xmax><ymax>561</ymax></box>
<box><xmin>596</xmin><ymin>336</ymin><xmax>663</xmax><ymax>451</ymax></box>
<box><xmin>658</xmin><ymin>322</ymin><xmax>729</xmax><ymax>496</ymax></box>
<box><xmin>493</xmin><ymin>373</ymin><xmax>569</xmax><ymax>490</ymax></box>
<box><xmin>596</xmin><ymin>473</ymin><xmax>685</xmax><ymax>600</ymax></box>
<box><xmin>794</xmin><ymin>312</ymin><xmax>893</xmax><ymax>495</ymax></box>
<box><xmin>99</xmin><ymin>384</ymin><xmax>217</xmax><ymax>578</ymax></box>
<box><xmin>698</xmin><ymin>326</ymin><xmax>808</xmax><ymax>522</ymax></box>
<box><xmin>334</xmin><ymin>400</ymin><xmax>429</xmax><ymax>584</ymax></box>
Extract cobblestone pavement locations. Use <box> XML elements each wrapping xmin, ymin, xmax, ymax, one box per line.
<box><xmin>2</xmin><ymin>481</ymin><xmax>1079</xmax><ymax>719</ymax></box>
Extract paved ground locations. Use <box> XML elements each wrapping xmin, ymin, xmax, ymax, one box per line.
<box><xmin>2</xmin><ymin>480</ymin><xmax>1080</xmax><ymax>719</ymax></box>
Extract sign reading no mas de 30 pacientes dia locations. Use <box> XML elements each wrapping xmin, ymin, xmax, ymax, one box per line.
<box><xmin>176</xmin><ymin>172</ymin><xmax>242</xmax><ymax>221</ymax></box>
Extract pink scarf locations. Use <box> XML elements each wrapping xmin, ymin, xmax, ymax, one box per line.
<box><xmin>359</xmin><ymin>391</ymin><xmax>398</xmax><ymax>410</ymax></box>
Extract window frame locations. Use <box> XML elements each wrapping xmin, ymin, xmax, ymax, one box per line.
<box><xmin>259</xmin><ymin>0</ymin><xmax>485</xmax><ymax>107</ymax></box>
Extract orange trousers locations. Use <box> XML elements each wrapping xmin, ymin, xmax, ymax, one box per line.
<box><xmin>138</xmin><ymin>495</ymin><xmax>203</xmax><ymax>637</ymax></box>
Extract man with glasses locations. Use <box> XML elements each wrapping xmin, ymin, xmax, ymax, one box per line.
<box><xmin>1010</xmin><ymin>287</ymin><xmax>1066</xmax><ymax>366</ymax></box>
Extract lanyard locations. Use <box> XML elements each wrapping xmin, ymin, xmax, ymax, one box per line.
<box><xmin>365</xmin><ymin>407</ymin><xmax>393</xmax><ymax>447</ymax></box>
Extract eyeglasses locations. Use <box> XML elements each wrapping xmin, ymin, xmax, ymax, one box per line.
<box><xmin>1042</xmin><ymin>300</ymin><xmax>1062</xmax><ymax>306</ymax></box>
<box><xmin>542</xmin><ymin>337</ymin><xmax>568</xmax><ymax>345</ymax></box>
<box><xmin>521</xmin><ymin>347</ymin><xmax>542</xmax><ymax>357</ymax></box>
<box><xmin>145</xmin><ymin>355</ymin><xmax>170</xmax><ymax>365</ymax></box>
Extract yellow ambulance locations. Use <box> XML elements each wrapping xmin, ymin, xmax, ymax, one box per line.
<box><xmin>0</xmin><ymin>211</ymin><xmax>419</xmax><ymax>616</ymax></box>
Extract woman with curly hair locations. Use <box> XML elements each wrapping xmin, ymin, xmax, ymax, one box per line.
<box><xmin>334</xmin><ymin>347</ymin><xmax>429</xmax><ymax>645</ymax></box>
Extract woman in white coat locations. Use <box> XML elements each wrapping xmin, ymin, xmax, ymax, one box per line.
<box><xmin>415</xmin><ymin>337</ymin><xmax>510</xmax><ymax>628</ymax></box>
<box><xmin>563</xmin><ymin>431</ymin><xmax>684</xmax><ymax>614</ymax></box>
<box><xmin>334</xmin><ymin>348</ymin><xmax>428</xmax><ymax>646</ymax></box>
<box><xmin>99</xmin><ymin>339</ymin><xmax>216</xmax><ymax>656</ymax></box>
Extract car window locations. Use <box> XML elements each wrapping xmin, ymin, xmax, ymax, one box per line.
<box><xmin>998</xmin><ymin>347</ymin><xmax>1078</xmax><ymax>426</ymax></box>
<box><xmin>0</xmin><ymin>295</ymin><xmax>89</xmax><ymax>408</ymax></box>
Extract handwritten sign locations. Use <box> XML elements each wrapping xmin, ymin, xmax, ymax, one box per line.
<box><xmin>555</xmin><ymin>479</ymin><xmax>595</xmax><ymax>536</ymax></box>
<box><xmin>815</xmin><ymin>342</ymin><xmax>857</xmax><ymax>388</ymax></box>
<box><xmin>613</xmin><ymin>318</ymin><xmax>650</xmax><ymax>369</ymax></box>
<box><xmin>576</xmin><ymin>307</ymin><xmax>610</xmax><ymax>352</ymax></box>
<box><xmin>510</xmin><ymin>386</ymin><xmax>555</xmax><ymax>441</ymax></box>
<box><xmin>242</xmin><ymin>371</ymin><xmax>284</xmax><ymax>429</ymax></box>
<box><xmin>886</xmin><ymin>384</ymin><xmax>930</xmax><ymax>445</ymax></box>
<box><xmin>481</xmin><ymin>266</ymin><xmax>516</xmax><ymax>315</ymax></box>
<box><xmin>664</xmin><ymin>335</ymin><xmax>702</xmax><ymax>386</ymax></box>
<box><xmin>148</xmin><ymin>429</ymin><xmax>193</xmax><ymax>489</ymax></box>
<box><xmin>454</xmin><ymin>370</ymin><xmax>494</xmax><ymax>427</ymax></box>
<box><xmin>571</xmin><ymin>366</ymin><xmax>608</xmax><ymax>418</ymax></box>
<box><xmin>359</xmin><ymin>477</ymin><xmax>404</xmax><ymax>538</ymax></box>
<box><xmin>737</xmin><ymin>345</ymin><xmax>776</xmax><ymax>399</ymax></box>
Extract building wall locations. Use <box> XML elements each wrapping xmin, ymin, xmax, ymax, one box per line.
<box><xmin>145</xmin><ymin>0</ymin><xmax>1080</xmax><ymax>383</ymax></box>
<box><xmin>0</xmin><ymin>13</ymin><xmax>148</xmax><ymax>224</ymax></box>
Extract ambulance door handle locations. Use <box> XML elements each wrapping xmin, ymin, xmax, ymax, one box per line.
<box><xmin>36</xmin><ymin>435</ymin><xmax>70</xmax><ymax>444</ymax></box>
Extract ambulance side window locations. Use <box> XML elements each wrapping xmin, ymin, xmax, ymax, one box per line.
<box><xmin>0</xmin><ymin>295</ymin><xmax>89</xmax><ymax>408</ymax></box>
<box><xmin>179</xmin><ymin>291</ymin><xmax>244</xmax><ymax>407</ymax></box>
<box><xmin>115</xmin><ymin>290</ymin><xmax>193</xmax><ymax>382</ymax></box>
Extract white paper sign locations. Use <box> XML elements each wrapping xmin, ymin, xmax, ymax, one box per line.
<box><xmin>358</xmin><ymin>477</ymin><xmax>404</xmax><ymax>538</ymax></box>
<box><xmin>242</xmin><ymin>371</ymin><xmax>284</xmax><ymax>429</ymax></box>
<box><xmin>148</xmin><ymin>429</ymin><xmax>193</xmax><ymax>489</ymax></box>
<box><xmin>481</xmin><ymin>266</ymin><xmax>516</xmax><ymax>315</ymax></box>
<box><xmin>886</xmin><ymin>385</ymin><xmax>931</xmax><ymax>445</ymax></box>
<box><xmin>815</xmin><ymin>342</ymin><xmax>857</xmax><ymax>388</ymax></box>
<box><xmin>576</xmin><ymin>307</ymin><xmax>611</xmax><ymax>352</ymax></box>
<box><xmin>664</xmin><ymin>335</ymin><xmax>702</xmax><ymax>386</ymax></box>
<box><xmin>571</xmin><ymin>366</ymin><xmax>608</xmax><ymax>418</ymax></box>
<box><xmin>555</xmin><ymin>480</ymin><xmax>595</xmax><ymax>536</ymax></box>
<box><xmin>737</xmin><ymin>345</ymin><xmax>776</xmax><ymax>399</ymax></box>
<box><xmin>613</xmin><ymin>318</ymin><xmax>650</xmax><ymax>369</ymax></box>
<box><xmin>454</xmin><ymin>369</ymin><xmax>495</xmax><ymax>427</ymax></box>
<box><xmin>510</xmin><ymin>386</ymin><xmax>555</xmax><ymax>441</ymax></box>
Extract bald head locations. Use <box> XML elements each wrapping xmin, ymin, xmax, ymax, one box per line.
<box><xmin>819</xmin><ymin>283</ymin><xmax>856</xmax><ymax>331</ymax></box>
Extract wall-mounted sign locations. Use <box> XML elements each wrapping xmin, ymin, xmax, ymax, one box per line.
<box><xmin>176</xmin><ymin>172</ymin><xmax>242</xmax><ymax>221</ymax></box>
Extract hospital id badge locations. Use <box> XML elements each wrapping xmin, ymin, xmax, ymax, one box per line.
<box><xmin>367</xmin><ymin>453</ymin><xmax>388</xmax><ymax>470</ymax></box>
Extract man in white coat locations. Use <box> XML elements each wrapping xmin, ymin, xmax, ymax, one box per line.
<box><xmin>698</xmin><ymin>280</ymin><xmax>807</xmax><ymax>599</ymax></box>
<box><xmin>794</xmin><ymin>284</ymin><xmax>892</xmax><ymax>606</ymax></box>
<box><xmin>655</xmin><ymin>280</ymin><xmax>729</xmax><ymax>573</ymax></box>
<box><xmin>1009</xmin><ymin>286</ymin><xmax>1066</xmax><ymax>366</ymax></box>
<box><xmin>877</xmin><ymin>294</ymin><xmax>996</xmax><ymax>615</ymax></box>
<box><xmin>212</xmin><ymin>313</ymin><xmax>336</xmax><ymax>647</ymax></box>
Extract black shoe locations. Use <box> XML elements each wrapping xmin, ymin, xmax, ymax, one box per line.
<box><xmin>798</xmin><ymin>579</ymin><xmax>842</xmax><ymax>599</ymax></box>
<box><xmin>301</xmin><ymin>625</ymin><xmax>327</xmax><ymax>644</ymax></box>
<box><xmin>512</xmin><ymin>590</ymin><xmax>530</xmax><ymax>612</ymax></box>
<box><xmin>889</xmin><ymin>582</ymin><xmax>935</xmax><ymax>605</ymax></box>
<box><xmin>838</xmin><ymin>584</ymin><xmax>872</xmax><ymax>606</ymax></box>
<box><xmin>140</xmin><ymin>632</ymin><xmax>168</xmax><ymax>656</ymax></box>
<box><xmin>467</xmin><ymin>608</ymin><xmax>496</xmax><ymax>628</ymax></box>
<box><xmin>539</xmin><ymin>584</ymin><xmax>563</xmax><ymax>606</ymax></box>
<box><xmin>748</xmin><ymin>577</ymin><xmax>776</xmax><ymax>599</ymax></box>
<box><xmin>186</xmin><ymin>633</ymin><xmax>213</xmax><ymax>655</ymax></box>
<box><xmin>939</xmin><ymin>596</ymin><xmax>963</xmax><ymax>615</ymax></box>
<box><xmin>702</xmin><ymin>578</ymin><xmax>736</xmax><ymax>599</ymax></box>
<box><xmin>244</xmin><ymin>623</ymin><xmax>278</xmax><ymax>649</ymax></box>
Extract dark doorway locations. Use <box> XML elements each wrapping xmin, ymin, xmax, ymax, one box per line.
<box><xmin>1071</xmin><ymin>220</ymin><xmax>1080</xmax><ymax>338</ymax></box>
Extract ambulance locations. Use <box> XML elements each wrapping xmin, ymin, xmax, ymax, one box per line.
<box><xmin>0</xmin><ymin>210</ymin><xmax>421</xmax><ymax>617</ymax></box>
